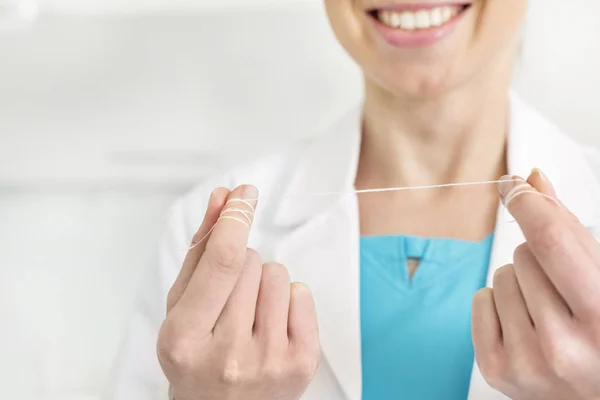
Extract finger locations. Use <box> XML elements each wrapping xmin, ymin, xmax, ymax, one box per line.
<box><xmin>254</xmin><ymin>263</ymin><xmax>291</xmax><ymax>342</ymax></box>
<box><xmin>288</xmin><ymin>283</ymin><xmax>319</xmax><ymax>352</ymax></box>
<box><xmin>472</xmin><ymin>288</ymin><xmax>505</xmax><ymax>380</ymax></box>
<box><xmin>528</xmin><ymin>168</ymin><xmax>557</xmax><ymax>198</ymax></box>
<box><xmin>499</xmin><ymin>174</ymin><xmax>600</xmax><ymax>318</ymax></box>
<box><xmin>529</xmin><ymin>169</ymin><xmax>600</xmax><ymax>247</ymax></box>
<box><xmin>528</xmin><ymin>169</ymin><xmax>581</xmax><ymax>226</ymax></box>
<box><xmin>492</xmin><ymin>264</ymin><xmax>534</xmax><ymax>350</ymax></box>
<box><xmin>214</xmin><ymin>249</ymin><xmax>263</xmax><ymax>337</ymax></box>
<box><xmin>176</xmin><ymin>185</ymin><xmax>259</xmax><ymax>332</ymax></box>
<box><xmin>512</xmin><ymin>244</ymin><xmax>571</xmax><ymax>336</ymax></box>
<box><xmin>167</xmin><ymin>187</ymin><xmax>230</xmax><ymax>312</ymax></box>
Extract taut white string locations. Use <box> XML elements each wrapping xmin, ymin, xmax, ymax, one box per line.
<box><xmin>242</xmin><ymin>179</ymin><xmax>513</xmax><ymax>202</ymax></box>
<box><xmin>187</xmin><ymin>178</ymin><xmax>562</xmax><ymax>251</ymax></box>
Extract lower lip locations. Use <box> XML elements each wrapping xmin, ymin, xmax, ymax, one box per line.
<box><xmin>369</xmin><ymin>8</ymin><xmax>468</xmax><ymax>49</ymax></box>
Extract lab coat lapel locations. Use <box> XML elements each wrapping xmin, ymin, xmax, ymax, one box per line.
<box><xmin>273</xmin><ymin>107</ymin><xmax>364</xmax><ymax>400</ymax></box>
<box><xmin>271</xmin><ymin>93</ymin><xmax>600</xmax><ymax>400</ymax></box>
<box><xmin>468</xmin><ymin>93</ymin><xmax>600</xmax><ymax>400</ymax></box>
<box><xmin>274</xmin><ymin>196</ymin><xmax>362</xmax><ymax>400</ymax></box>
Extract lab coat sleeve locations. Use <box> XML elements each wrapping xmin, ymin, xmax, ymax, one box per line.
<box><xmin>108</xmin><ymin>188</ymin><xmax>210</xmax><ymax>400</ymax></box>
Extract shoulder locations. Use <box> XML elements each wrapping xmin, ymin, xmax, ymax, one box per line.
<box><xmin>512</xmin><ymin>93</ymin><xmax>600</xmax><ymax>233</ymax></box>
<box><xmin>529</xmin><ymin>104</ymin><xmax>600</xmax><ymax>179</ymax></box>
<box><xmin>511</xmin><ymin>92</ymin><xmax>575</xmax><ymax>145</ymax></box>
<box><xmin>512</xmin><ymin>92</ymin><xmax>600</xmax><ymax>177</ymax></box>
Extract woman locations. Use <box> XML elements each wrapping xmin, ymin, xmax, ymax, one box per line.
<box><xmin>112</xmin><ymin>1</ymin><xmax>600</xmax><ymax>399</ymax></box>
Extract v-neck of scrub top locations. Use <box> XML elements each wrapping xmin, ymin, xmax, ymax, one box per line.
<box><xmin>360</xmin><ymin>234</ymin><xmax>494</xmax><ymax>400</ymax></box>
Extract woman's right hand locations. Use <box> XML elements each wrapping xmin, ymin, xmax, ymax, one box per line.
<box><xmin>157</xmin><ymin>185</ymin><xmax>321</xmax><ymax>400</ymax></box>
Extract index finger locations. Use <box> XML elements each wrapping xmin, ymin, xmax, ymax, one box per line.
<box><xmin>176</xmin><ymin>185</ymin><xmax>259</xmax><ymax>331</ymax></box>
<box><xmin>167</xmin><ymin>187</ymin><xmax>231</xmax><ymax>313</ymax></box>
<box><xmin>500</xmin><ymin>173</ymin><xmax>600</xmax><ymax>318</ymax></box>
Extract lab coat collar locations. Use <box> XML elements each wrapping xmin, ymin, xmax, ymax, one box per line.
<box><xmin>506</xmin><ymin>92</ymin><xmax>600</xmax><ymax>226</ymax></box>
<box><xmin>468</xmin><ymin>93</ymin><xmax>600</xmax><ymax>400</ymax></box>
<box><xmin>482</xmin><ymin>92</ymin><xmax>600</xmax><ymax>278</ymax></box>
<box><xmin>274</xmin><ymin>92</ymin><xmax>600</xmax><ymax>229</ymax></box>
<box><xmin>273</xmin><ymin>92</ymin><xmax>600</xmax><ymax>400</ymax></box>
<box><xmin>272</xmin><ymin>105</ymin><xmax>363</xmax><ymax>228</ymax></box>
<box><xmin>272</xmin><ymin>106</ymin><xmax>365</xmax><ymax>399</ymax></box>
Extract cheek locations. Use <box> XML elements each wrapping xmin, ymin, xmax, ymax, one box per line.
<box><xmin>464</xmin><ymin>0</ymin><xmax>527</xmax><ymax>74</ymax></box>
<box><xmin>324</xmin><ymin>0</ymin><xmax>351</xmax><ymax>37</ymax></box>
<box><xmin>324</xmin><ymin>0</ymin><xmax>371</xmax><ymax>62</ymax></box>
<box><xmin>475</xmin><ymin>0</ymin><xmax>528</xmax><ymax>49</ymax></box>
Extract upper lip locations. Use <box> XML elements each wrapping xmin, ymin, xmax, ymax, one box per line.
<box><xmin>366</xmin><ymin>1</ymin><xmax>472</xmax><ymax>12</ymax></box>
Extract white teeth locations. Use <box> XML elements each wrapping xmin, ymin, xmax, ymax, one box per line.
<box><xmin>442</xmin><ymin>6</ymin><xmax>453</xmax><ymax>21</ymax></box>
<box><xmin>415</xmin><ymin>10</ymin><xmax>431</xmax><ymax>29</ymax></box>
<box><xmin>391</xmin><ymin>12</ymin><xmax>402</xmax><ymax>28</ymax></box>
<box><xmin>400</xmin><ymin>12</ymin><xmax>416</xmax><ymax>30</ymax></box>
<box><xmin>376</xmin><ymin>6</ymin><xmax>462</xmax><ymax>31</ymax></box>
<box><xmin>430</xmin><ymin>7</ymin><xmax>443</xmax><ymax>27</ymax></box>
<box><xmin>379</xmin><ymin>10</ymin><xmax>390</xmax><ymax>25</ymax></box>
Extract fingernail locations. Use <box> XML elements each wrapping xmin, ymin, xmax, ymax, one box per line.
<box><xmin>531</xmin><ymin>167</ymin><xmax>557</xmax><ymax>197</ymax></box>
<box><xmin>498</xmin><ymin>175</ymin><xmax>517</xmax><ymax>200</ymax></box>
<box><xmin>291</xmin><ymin>282</ymin><xmax>312</xmax><ymax>294</ymax></box>
<box><xmin>532</xmin><ymin>167</ymin><xmax>547</xmax><ymax>182</ymax></box>
<box><xmin>242</xmin><ymin>185</ymin><xmax>259</xmax><ymax>201</ymax></box>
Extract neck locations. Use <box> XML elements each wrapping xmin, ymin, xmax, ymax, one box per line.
<box><xmin>357</xmin><ymin>61</ymin><xmax>513</xmax><ymax>191</ymax></box>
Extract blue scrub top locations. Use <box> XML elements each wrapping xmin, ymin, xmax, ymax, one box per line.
<box><xmin>360</xmin><ymin>234</ymin><xmax>494</xmax><ymax>400</ymax></box>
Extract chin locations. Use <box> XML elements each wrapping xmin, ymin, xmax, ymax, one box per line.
<box><xmin>368</xmin><ymin>64</ymin><xmax>466</xmax><ymax>100</ymax></box>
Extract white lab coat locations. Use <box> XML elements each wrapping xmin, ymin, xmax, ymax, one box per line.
<box><xmin>109</xmin><ymin>92</ymin><xmax>600</xmax><ymax>400</ymax></box>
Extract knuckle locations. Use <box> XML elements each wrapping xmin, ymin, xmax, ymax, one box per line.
<box><xmin>157</xmin><ymin>328</ymin><xmax>197</xmax><ymax>372</ymax></box>
<box><xmin>294</xmin><ymin>353</ymin><xmax>320</xmax><ymax>381</ymax></box>
<box><xmin>215</xmin><ymin>343</ymin><xmax>254</xmax><ymax>386</ymax></box>
<box><xmin>262</xmin><ymin>360</ymin><xmax>286</xmax><ymax>381</ymax></box>
<box><xmin>219</xmin><ymin>357</ymin><xmax>247</xmax><ymax>386</ymax></box>
<box><xmin>478</xmin><ymin>353</ymin><xmax>508</xmax><ymax>392</ymax></box>
<box><xmin>509</xmin><ymin>355</ymin><xmax>542</xmax><ymax>388</ymax></box>
<box><xmin>210</xmin><ymin>241</ymin><xmax>242</xmax><ymax>273</ymax></box>
<box><xmin>543</xmin><ymin>337</ymin><xmax>580</xmax><ymax>380</ymax></box>
<box><xmin>531</xmin><ymin>222</ymin><xmax>567</xmax><ymax>252</ymax></box>
<box><xmin>245</xmin><ymin>247</ymin><xmax>263</xmax><ymax>266</ymax></box>
<box><xmin>262</xmin><ymin>263</ymin><xmax>291</xmax><ymax>282</ymax></box>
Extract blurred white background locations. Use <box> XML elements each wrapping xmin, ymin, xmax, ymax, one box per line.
<box><xmin>0</xmin><ymin>0</ymin><xmax>598</xmax><ymax>399</ymax></box>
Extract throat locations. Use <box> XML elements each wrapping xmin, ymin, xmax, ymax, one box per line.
<box><xmin>407</xmin><ymin>258</ymin><xmax>421</xmax><ymax>279</ymax></box>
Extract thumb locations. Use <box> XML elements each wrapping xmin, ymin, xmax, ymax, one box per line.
<box><xmin>527</xmin><ymin>168</ymin><xmax>557</xmax><ymax>198</ymax></box>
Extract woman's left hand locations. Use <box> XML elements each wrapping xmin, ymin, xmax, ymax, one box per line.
<box><xmin>472</xmin><ymin>169</ymin><xmax>600</xmax><ymax>400</ymax></box>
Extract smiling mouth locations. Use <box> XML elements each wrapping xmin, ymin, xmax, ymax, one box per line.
<box><xmin>368</xmin><ymin>4</ymin><xmax>472</xmax><ymax>31</ymax></box>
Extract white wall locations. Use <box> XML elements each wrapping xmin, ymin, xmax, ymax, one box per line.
<box><xmin>1</xmin><ymin>1</ymin><xmax>600</xmax><ymax>399</ymax></box>
<box><xmin>515</xmin><ymin>0</ymin><xmax>600</xmax><ymax>146</ymax></box>
<box><xmin>0</xmin><ymin>4</ymin><xmax>361</xmax><ymax>185</ymax></box>
<box><xmin>0</xmin><ymin>188</ymin><xmax>178</xmax><ymax>399</ymax></box>
<box><xmin>2</xmin><ymin>0</ymin><xmax>600</xmax><ymax>186</ymax></box>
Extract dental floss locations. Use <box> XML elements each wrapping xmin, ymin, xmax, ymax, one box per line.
<box><xmin>188</xmin><ymin>178</ymin><xmax>563</xmax><ymax>250</ymax></box>
<box><xmin>243</xmin><ymin>179</ymin><xmax>516</xmax><ymax>202</ymax></box>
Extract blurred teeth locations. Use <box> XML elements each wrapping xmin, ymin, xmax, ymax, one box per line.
<box><xmin>377</xmin><ymin>6</ymin><xmax>462</xmax><ymax>30</ymax></box>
